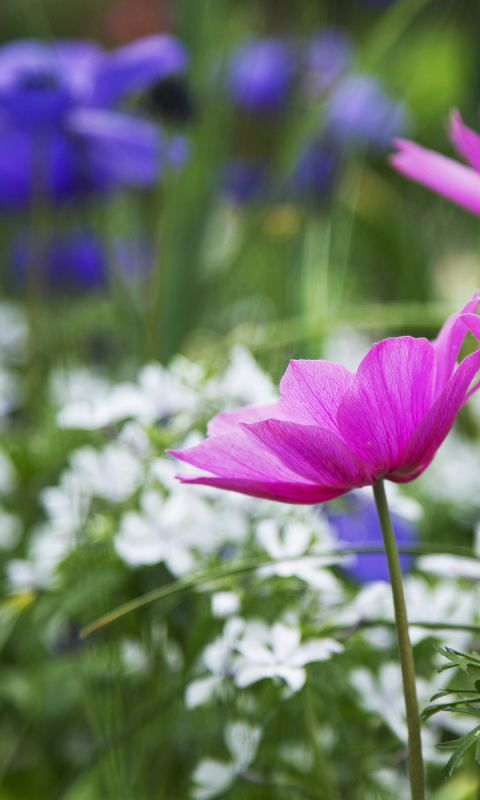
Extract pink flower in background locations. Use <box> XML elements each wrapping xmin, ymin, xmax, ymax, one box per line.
<box><xmin>390</xmin><ymin>110</ymin><xmax>480</xmax><ymax>217</ymax></box>
<box><xmin>171</xmin><ymin>294</ymin><xmax>480</xmax><ymax>504</ymax></box>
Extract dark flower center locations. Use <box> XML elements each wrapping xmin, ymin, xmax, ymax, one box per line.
<box><xmin>146</xmin><ymin>77</ymin><xmax>195</xmax><ymax>123</ymax></box>
<box><xmin>18</xmin><ymin>71</ymin><xmax>58</xmax><ymax>90</ymax></box>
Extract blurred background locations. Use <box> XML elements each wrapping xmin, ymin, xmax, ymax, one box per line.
<box><xmin>1</xmin><ymin>0</ymin><xmax>480</xmax><ymax>798</ymax></box>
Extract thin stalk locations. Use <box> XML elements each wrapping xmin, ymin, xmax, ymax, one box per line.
<box><xmin>373</xmin><ymin>479</ymin><xmax>424</xmax><ymax>800</ymax></box>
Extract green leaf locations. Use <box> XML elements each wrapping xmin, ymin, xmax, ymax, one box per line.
<box><xmin>433</xmin><ymin>646</ymin><xmax>480</xmax><ymax>673</ymax></box>
<box><xmin>436</xmin><ymin>725</ymin><xmax>480</xmax><ymax>778</ymax></box>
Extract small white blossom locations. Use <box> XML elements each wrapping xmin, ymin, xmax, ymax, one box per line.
<box><xmin>185</xmin><ymin>617</ymin><xmax>245</xmax><ymax>709</ymax></box>
<box><xmin>233</xmin><ymin>621</ymin><xmax>343</xmax><ymax>691</ymax></box>
<box><xmin>256</xmin><ymin>518</ymin><xmax>343</xmax><ymax>592</ymax></box>
<box><xmin>191</xmin><ymin>721</ymin><xmax>262</xmax><ymax>800</ymax></box>
<box><xmin>211</xmin><ymin>592</ymin><xmax>241</xmax><ymax>618</ymax></box>
<box><xmin>69</xmin><ymin>443</ymin><xmax>143</xmax><ymax>503</ymax></box>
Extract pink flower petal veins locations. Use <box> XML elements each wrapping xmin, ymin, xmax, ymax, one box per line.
<box><xmin>336</xmin><ymin>337</ymin><xmax>435</xmax><ymax>474</ymax></box>
<box><xmin>207</xmin><ymin>403</ymin><xmax>282</xmax><ymax>437</ymax></box>
<box><xmin>243</xmin><ymin>419</ymin><xmax>374</xmax><ymax>488</ymax></box>
<box><xmin>431</xmin><ymin>290</ymin><xmax>479</xmax><ymax>397</ymax></box>
<box><xmin>448</xmin><ymin>110</ymin><xmax>480</xmax><ymax>172</ymax></box>
<box><xmin>392</xmin><ymin>348</ymin><xmax>480</xmax><ymax>481</ymax></box>
<box><xmin>390</xmin><ymin>138</ymin><xmax>480</xmax><ymax>217</ymax></box>
<box><xmin>278</xmin><ymin>359</ymin><xmax>354</xmax><ymax>434</ymax></box>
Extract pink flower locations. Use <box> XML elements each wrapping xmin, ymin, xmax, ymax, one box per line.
<box><xmin>170</xmin><ymin>295</ymin><xmax>480</xmax><ymax>504</ymax></box>
<box><xmin>390</xmin><ymin>111</ymin><xmax>480</xmax><ymax>217</ymax></box>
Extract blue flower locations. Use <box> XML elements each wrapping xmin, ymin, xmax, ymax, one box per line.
<box><xmin>325</xmin><ymin>74</ymin><xmax>409</xmax><ymax>151</ymax></box>
<box><xmin>287</xmin><ymin>138</ymin><xmax>340</xmax><ymax>204</ymax></box>
<box><xmin>0</xmin><ymin>35</ymin><xmax>189</xmax><ymax>209</ymax></box>
<box><xmin>327</xmin><ymin>493</ymin><xmax>418</xmax><ymax>583</ymax></box>
<box><xmin>12</xmin><ymin>231</ymin><xmax>153</xmax><ymax>291</ymax></box>
<box><xmin>304</xmin><ymin>28</ymin><xmax>352</xmax><ymax>97</ymax></box>
<box><xmin>12</xmin><ymin>231</ymin><xmax>106</xmax><ymax>290</ymax></box>
<box><xmin>219</xmin><ymin>158</ymin><xmax>269</xmax><ymax>204</ymax></box>
<box><xmin>227</xmin><ymin>38</ymin><xmax>295</xmax><ymax>113</ymax></box>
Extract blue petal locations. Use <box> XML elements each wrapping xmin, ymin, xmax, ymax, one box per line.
<box><xmin>66</xmin><ymin>108</ymin><xmax>161</xmax><ymax>188</ymax></box>
<box><xmin>12</xmin><ymin>231</ymin><xmax>106</xmax><ymax>290</ymax></box>
<box><xmin>327</xmin><ymin>495</ymin><xmax>418</xmax><ymax>583</ymax></box>
<box><xmin>90</xmin><ymin>34</ymin><xmax>189</xmax><ymax>107</ymax></box>
<box><xmin>0</xmin><ymin>123</ymin><xmax>78</xmax><ymax>208</ymax></box>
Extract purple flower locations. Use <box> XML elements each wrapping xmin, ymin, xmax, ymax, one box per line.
<box><xmin>390</xmin><ymin>111</ymin><xmax>480</xmax><ymax>218</ymax></box>
<box><xmin>304</xmin><ymin>28</ymin><xmax>352</xmax><ymax>97</ymax></box>
<box><xmin>219</xmin><ymin>158</ymin><xmax>269</xmax><ymax>204</ymax></box>
<box><xmin>227</xmin><ymin>38</ymin><xmax>294</xmax><ymax>113</ymax></box>
<box><xmin>0</xmin><ymin>35</ymin><xmax>189</xmax><ymax>208</ymax></box>
<box><xmin>171</xmin><ymin>294</ymin><xmax>480</xmax><ymax>504</ymax></box>
<box><xmin>327</xmin><ymin>494</ymin><xmax>417</xmax><ymax>583</ymax></box>
<box><xmin>13</xmin><ymin>231</ymin><xmax>154</xmax><ymax>290</ymax></box>
<box><xmin>12</xmin><ymin>231</ymin><xmax>106</xmax><ymax>290</ymax></box>
<box><xmin>325</xmin><ymin>74</ymin><xmax>409</xmax><ymax>151</ymax></box>
<box><xmin>287</xmin><ymin>138</ymin><xmax>339</xmax><ymax>203</ymax></box>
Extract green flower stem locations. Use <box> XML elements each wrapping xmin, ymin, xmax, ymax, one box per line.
<box><xmin>373</xmin><ymin>478</ymin><xmax>424</xmax><ymax>800</ymax></box>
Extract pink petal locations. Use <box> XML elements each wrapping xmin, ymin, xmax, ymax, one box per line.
<box><xmin>391</xmin><ymin>348</ymin><xmax>480</xmax><ymax>482</ymax></box>
<box><xmin>170</xmin><ymin>429</ymin><xmax>305</xmax><ymax>482</ymax></box>
<box><xmin>431</xmin><ymin>291</ymin><xmax>479</xmax><ymax>397</ymax></box>
<box><xmin>390</xmin><ymin>138</ymin><xmax>480</xmax><ymax>217</ymax></box>
<box><xmin>177</xmin><ymin>475</ymin><xmax>346</xmax><ymax>504</ymax></box>
<box><xmin>449</xmin><ymin>110</ymin><xmax>480</xmax><ymax>172</ymax></box>
<box><xmin>207</xmin><ymin>403</ymin><xmax>282</xmax><ymax>437</ymax></box>
<box><xmin>170</xmin><ymin>426</ymin><xmax>356</xmax><ymax>504</ymax></box>
<box><xmin>244</xmin><ymin>419</ymin><xmax>374</xmax><ymax>489</ymax></box>
<box><xmin>278</xmin><ymin>359</ymin><xmax>354</xmax><ymax>434</ymax></box>
<box><xmin>336</xmin><ymin>337</ymin><xmax>435</xmax><ymax>475</ymax></box>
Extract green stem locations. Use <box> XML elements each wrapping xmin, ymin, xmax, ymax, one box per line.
<box><xmin>373</xmin><ymin>479</ymin><xmax>424</xmax><ymax>800</ymax></box>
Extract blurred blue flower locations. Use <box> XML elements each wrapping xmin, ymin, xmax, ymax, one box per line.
<box><xmin>0</xmin><ymin>35</ymin><xmax>189</xmax><ymax>209</ymax></box>
<box><xmin>13</xmin><ymin>231</ymin><xmax>154</xmax><ymax>290</ymax></box>
<box><xmin>327</xmin><ymin>493</ymin><xmax>417</xmax><ymax>583</ymax></box>
<box><xmin>304</xmin><ymin>28</ymin><xmax>352</xmax><ymax>97</ymax></box>
<box><xmin>219</xmin><ymin>158</ymin><xmax>269</xmax><ymax>204</ymax></box>
<box><xmin>227</xmin><ymin>38</ymin><xmax>294</xmax><ymax>113</ymax></box>
<box><xmin>287</xmin><ymin>138</ymin><xmax>340</xmax><ymax>204</ymax></box>
<box><xmin>13</xmin><ymin>231</ymin><xmax>106</xmax><ymax>290</ymax></box>
<box><xmin>325</xmin><ymin>74</ymin><xmax>409</xmax><ymax>151</ymax></box>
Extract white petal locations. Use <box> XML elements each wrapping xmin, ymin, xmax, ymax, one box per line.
<box><xmin>185</xmin><ymin>676</ymin><xmax>220</xmax><ymax>709</ymax></box>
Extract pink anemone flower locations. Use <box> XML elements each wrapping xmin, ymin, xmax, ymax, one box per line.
<box><xmin>390</xmin><ymin>110</ymin><xmax>480</xmax><ymax>217</ymax></box>
<box><xmin>170</xmin><ymin>295</ymin><xmax>480</xmax><ymax>505</ymax></box>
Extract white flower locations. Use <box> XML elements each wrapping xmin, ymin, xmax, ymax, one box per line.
<box><xmin>211</xmin><ymin>592</ymin><xmax>241</xmax><ymax>618</ymax></box>
<box><xmin>7</xmin><ymin>524</ymin><xmax>75</xmax><ymax>590</ymax></box>
<box><xmin>191</xmin><ymin>721</ymin><xmax>262</xmax><ymax>800</ymax></box>
<box><xmin>350</xmin><ymin>663</ymin><xmax>442</xmax><ymax>763</ymax></box>
<box><xmin>69</xmin><ymin>443</ymin><xmax>143</xmax><ymax>503</ymax></box>
<box><xmin>233</xmin><ymin>621</ymin><xmax>343</xmax><ymax>691</ymax></box>
<box><xmin>0</xmin><ymin>511</ymin><xmax>21</xmax><ymax>549</ymax></box>
<box><xmin>185</xmin><ymin>617</ymin><xmax>245</xmax><ymax>709</ymax></box>
<box><xmin>256</xmin><ymin>519</ymin><xmax>343</xmax><ymax>592</ymax></box>
<box><xmin>57</xmin><ymin>361</ymin><xmax>196</xmax><ymax>429</ymax></box>
<box><xmin>0</xmin><ymin>302</ymin><xmax>26</xmax><ymax>362</ymax></box>
<box><xmin>323</xmin><ymin>327</ymin><xmax>372</xmax><ymax>372</ymax></box>
<box><xmin>418</xmin><ymin>554</ymin><xmax>480</xmax><ymax>581</ymax></box>
<box><xmin>41</xmin><ymin>472</ymin><xmax>90</xmax><ymax>536</ymax></box>
<box><xmin>418</xmin><ymin>433</ymin><xmax>480</xmax><ymax>513</ymax></box>
<box><xmin>120</xmin><ymin>637</ymin><xmax>152</xmax><ymax>675</ymax></box>
<box><xmin>50</xmin><ymin>366</ymin><xmax>111</xmax><ymax>409</ymax></box>
<box><xmin>403</xmin><ymin>575</ymin><xmax>478</xmax><ymax>649</ymax></box>
<box><xmin>115</xmin><ymin>487</ymin><xmax>220</xmax><ymax>575</ymax></box>
<box><xmin>205</xmin><ymin>345</ymin><xmax>277</xmax><ymax>408</ymax></box>
<box><xmin>191</xmin><ymin>760</ymin><xmax>235</xmax><ymax>800</ymax></box>
<box><xmin>337</xmin><ymin>574</ymin><xmax>478</xmax><ymax>650</ymax></box>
